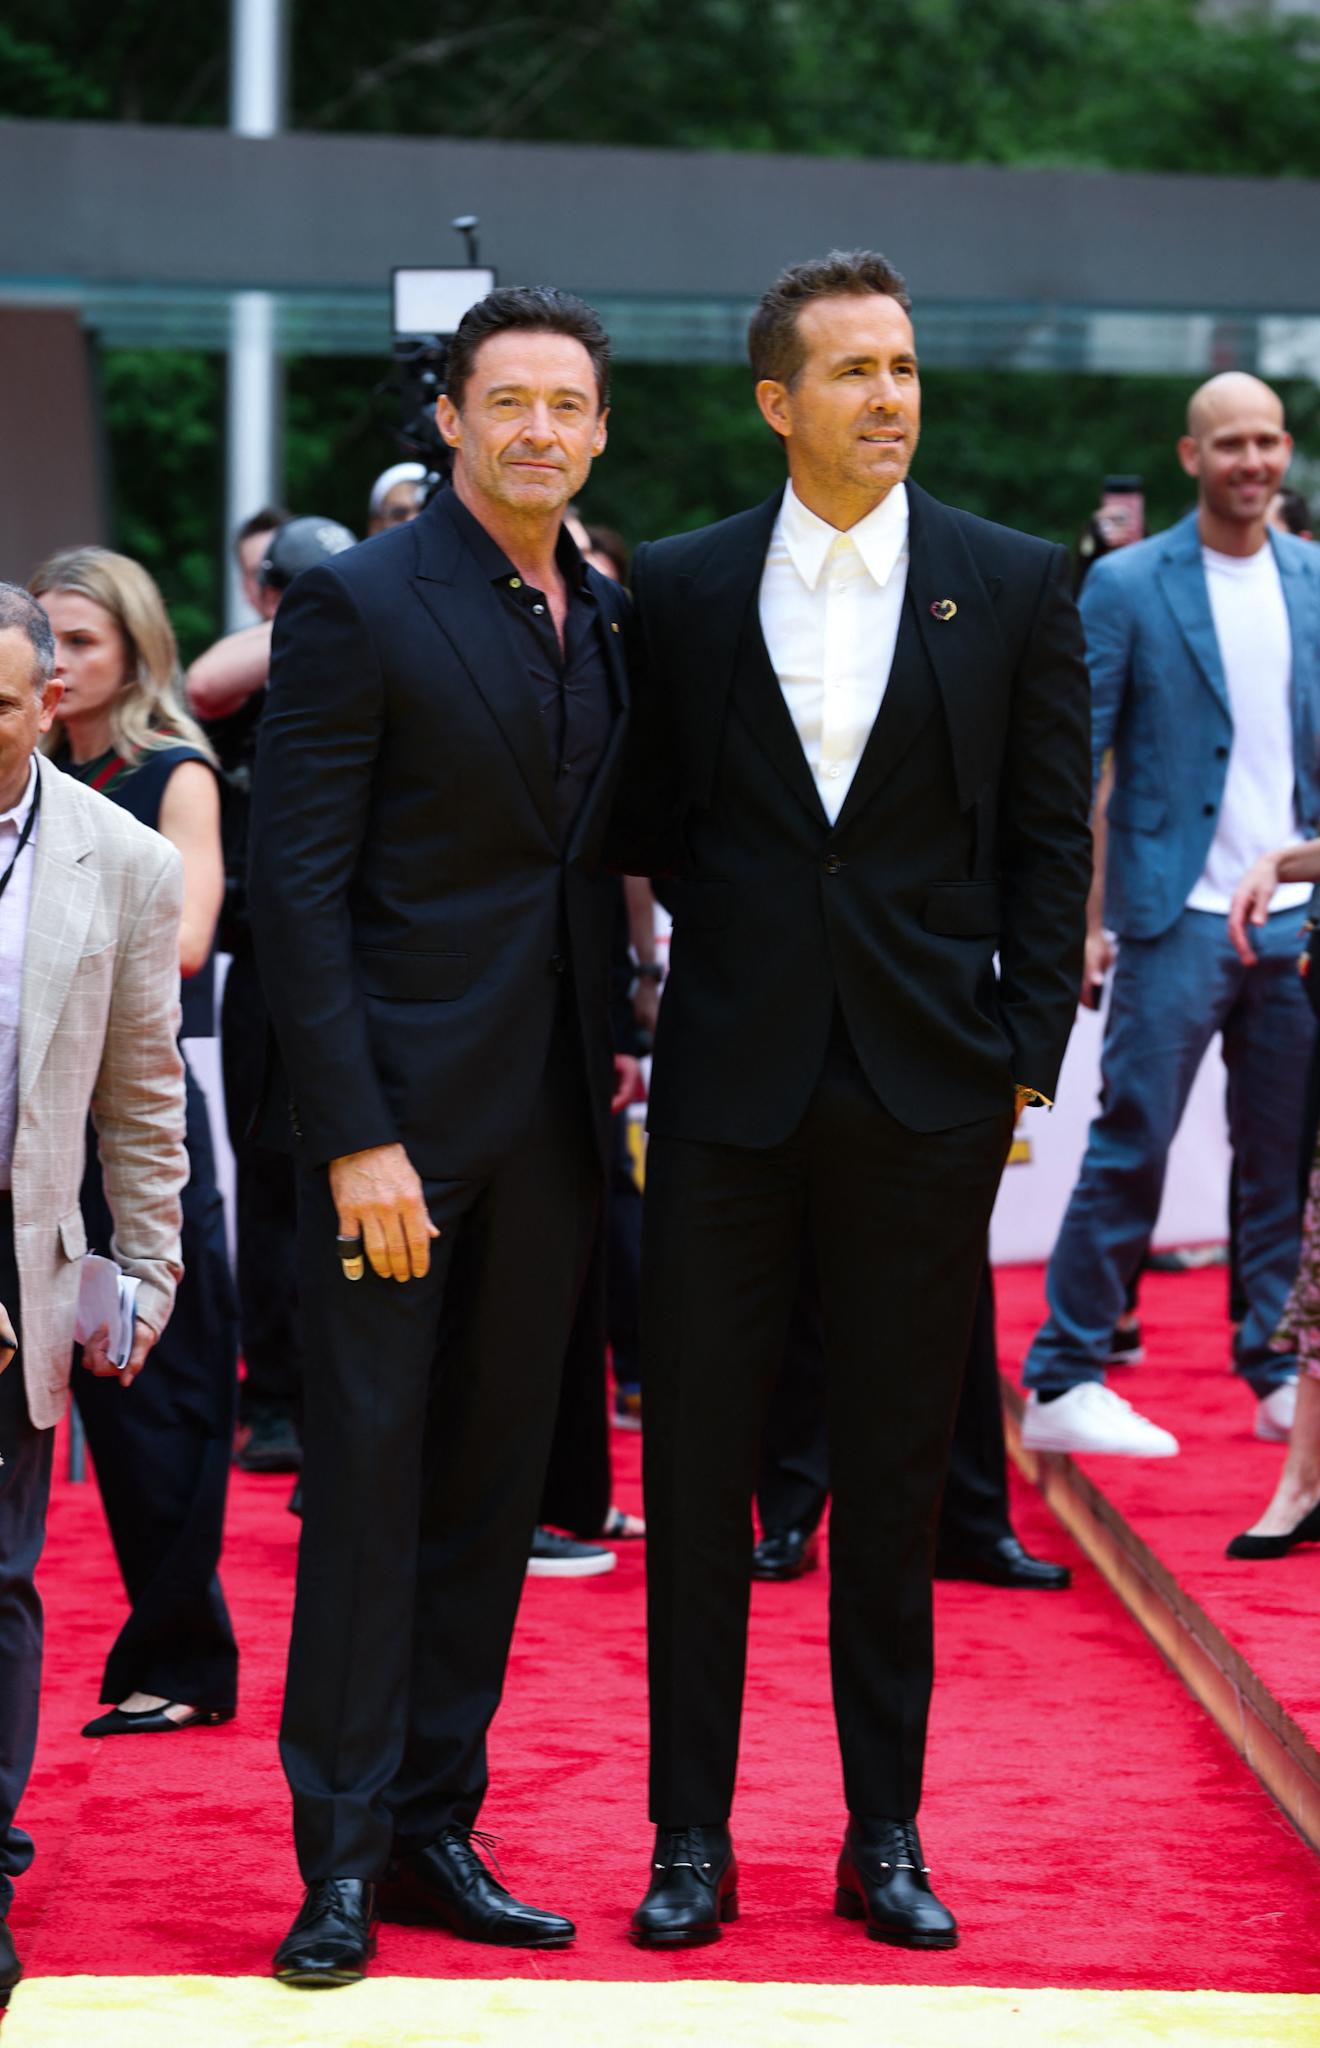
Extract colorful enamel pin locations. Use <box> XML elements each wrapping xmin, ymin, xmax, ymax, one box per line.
<box><xmin>930</xmin><ymin>598</ymin><xmax>958</xmax><ymax>622</ymax></box>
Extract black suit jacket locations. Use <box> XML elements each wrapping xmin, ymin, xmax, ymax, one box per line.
<box><xmin>613</xmin><ymin>481</ymin><xmax>1091</xmax><ymax>1143</ymax></box>
<box><xmin>248</xmin><ymin>488</ymin><xmax>630</xmax><ymax>1177</ymax></box>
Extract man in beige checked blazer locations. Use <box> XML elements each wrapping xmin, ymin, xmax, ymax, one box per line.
<box><xmin>0</xmin><ymin>583</ymin><xmax>186</xmax><ymax>2005</ymax></box>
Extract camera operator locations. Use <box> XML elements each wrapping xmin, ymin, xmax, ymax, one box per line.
<box><xmin>187</xmin><ymin>516</ymin><xmax>356</xmax><ymax>1476</ymax></box>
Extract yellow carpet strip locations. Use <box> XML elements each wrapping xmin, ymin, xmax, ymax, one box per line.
<box><xmin>5</xmin><ymin>1978</ymin><xmax>1318</xmax><ymax>2047</ymax></box>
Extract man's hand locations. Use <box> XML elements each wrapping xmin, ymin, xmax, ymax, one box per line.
<box><xmin>1228</xmin><ymin>853</ymin><xmax>1281</xmax><ymax>966</ymax></box>
<box><xmin>82</xmin><ymin>1316</ymin><xmax>157</xmax><ymax>1388</ymax></box>
<box><xmin>330</xmin><ymin>1142</ymin><xmax>439</xmax><ymax>1283</ymax></box>
<box><xmin>611</xmin><ymin>1054</ymin><xmax>646</xmax><ymax>1117</ymax></box>
<box><xmin>0</xmin><ymin>1299</ymin><xmax>16</xmax><ymax>1373</ymax></box>
<box><xmin>1081</xmin><ymin>925</ymin><xmax>1115</xmax><ymax>1008</ymax></box>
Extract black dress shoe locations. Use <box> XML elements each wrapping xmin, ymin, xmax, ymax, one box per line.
<box><xmin>81</xmin><ymin>1703</ymin><xmax>235</xmax><ymax>1737</ymax></box>
<box><xmin>751</xmin><ymin>1527</ymin><xmax>819</xmax><ymax>1581</ymax></box>
<box><xmin>378</xmin><ymin>1829</ymin><xmax>574</xmax><ymax>1948</ymax></box>
<box><xmin>273</xmin><ymin>1878</ymin><xmax>376</xmax><ymax>1987</ymax></box>
<box><xmin>235</xmin><ymin>1409</ymin><xmax>302</xmax><ymax>1473</ymax></box>
<box><xmin>0</xmin><ymin>1917</ymin><xmax>21</xmax><ymax>2006</ymax></box>
<box><xmin>1227</xmin><ymin>1497</ymin><xmax>1320</xmax><ymax>1560</ymax></box>
<box><xmin>835</xmin><ymin>1818</ymin><xmax>957</xmax><ymax>1949</ymax></box>
<box><xmin>630</xmin><ymin>1824</ymin><xmax>738</xmax><ymax>1947</ymax></box>
<box><xmin>934</xmin><ymin>1534</ymin><xmax>1072</xmax><ymax>1590</ymax></box>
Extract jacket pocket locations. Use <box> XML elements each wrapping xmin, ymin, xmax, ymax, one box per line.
<box><xmin>921</xmin><ymin>883</ymin><xmax>1001</xmax><ymax>938</ymax></box>
<box><xmin>59</xmin><ymin>1207</ymin><xmax>88</xmax><ymax>1261</ymax></box>
<box><xmin>1106</xmin><ymin>788</ymin><xmax>1166</xmax><ymax>835</ymax></box>
<box><xmin>355</xmin><ymin>948</ymin><xmax>470</xmax><ymax>1000</ymax></box>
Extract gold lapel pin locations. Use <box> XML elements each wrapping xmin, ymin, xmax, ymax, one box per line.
<box><xmin>930</xmin><ymin>598</ymin><xmax>958</xmax><ymax>622</ymax></box>
<box><xmin>610</xmin><ymin>620</ymin><xmax>620</xmax><ymax>633</ymax></box>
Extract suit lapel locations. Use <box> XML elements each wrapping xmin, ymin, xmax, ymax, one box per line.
<box><xmin>673</xmin><ymin>494</ymin><xmax>784</xmax><ymax>813</ymax></box>
<box><xmin>19</xmin><ymin>757</ymin><xmax>97</xmax><ymax>1108</ymax></box>
<box><xmin>891</xmin><ymin>483</ymin><xmax>1007</xmax><ymax>816</ymax></box>
<box><xmin>1156</xmin><ymin>517</ymin><xmax>1230</xmax><ymax>721</ymax></box>
<box><xmin>410</xmin><ymin>494</ymin><xmax>559</xmax><ymax>840</ymax></box>
<box><xmin>832</xmin><ymin>589</ymin><xmax>937</xmax><ymax>833</ymax></box>
<box><xmin>567</xmin><ymin>573</ymin><xmax>631</xmax><ymax>861</ymax></box>
<box><xmin>729</xmin><ymin>599</ymin><xmax>831</xmax><ymax>829</ymax></box>
<box><xmin>1274</xmin><ymin>531</ymin><xmax>1320</xmax><ymax>796</ymax></box>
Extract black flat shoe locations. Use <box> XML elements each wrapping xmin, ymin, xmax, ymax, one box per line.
<box><xmin>81</xmin><ymin>1703</ymin><xmax>235</xmax><ymax>1737</ymax></box>
<box><xmin>378</xmin><ymin>1829</ymin><xmax>574</xmax><ymax>1949</ymax></box>
<box><xmin>274</xmin><ymin>1878</ymin><xmax>376</xmax><ymax>1988</ymax></box>
<box><xmin>630</xmin><ymin>1824</ymin><xmax>738</xmax><ymax>1947</ymax></box>
<box><xmin>1227</xmin><ymin>1497</ymin><xmax>1320</xmax><ymax>1560</ymax></box>
<box><xmin>835</xmin><ymin>1818</ymin><xmax>957</xmax><ymax>1950</ymax></box>
<box><xmin>0</xmin><ymin>1917</ymin><xmax>21</xmax><ymax>2005</ymax></box>
<box><xmin>751</xmin><ymin>1528</ymin><xmax>819</xmax><ymax>1581</ymax></box>
<box><xmin>934</xmin><ymin>1535</ymin><xmax>1072</xmax><ymax>1590</ymax></box>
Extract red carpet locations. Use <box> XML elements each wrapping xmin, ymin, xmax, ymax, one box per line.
<box><xmin>10</xmin><ymin>1297</ymin><xmax>1320</xmax><ymax>1994</ymax></box>
<box><xmin>996</xmin><ymin>1261</ymin><xmax>1320</xmax><ymax>1758</ymax></box>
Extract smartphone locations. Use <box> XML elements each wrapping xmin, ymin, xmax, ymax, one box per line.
<box><xmin>1100</xmin><ymin>474</ymin><xmax>1144</xmax><ymax>547</ymax></box>
<box><xmin>1079</xmin><ymin>977</ymin><xmax>1107</xmax><ymax>1012</ymax></box>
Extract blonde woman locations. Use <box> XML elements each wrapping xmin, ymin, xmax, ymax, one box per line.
<box><xmin>31</xmin><ymin>548</ymin><xmax>239</xmax><ymax>1732</ymax></box>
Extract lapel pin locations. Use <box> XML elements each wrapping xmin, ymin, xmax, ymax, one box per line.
<box><xmin>611</xmin><ymin>620</ymin><xmax>620</xmax><ymax>633</ymax></box>
<box><xmin>930</xmin><ymin>598</ymin><xmax>958</xmax><ymax>622</ymax></box>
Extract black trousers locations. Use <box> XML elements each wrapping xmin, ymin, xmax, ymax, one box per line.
<box><xmin>755</xmin><ymin>1256</ymin><xmax>1016</xmax><ymax>1557</ymax></box>
<box><xmin>220</xmin><ymin>949</ymin><xmax>303</xmax><ymax>1424</ymax></box>
<box><xmin>281</xmin><ymin>1002</ymin><xmax>600</xmax><ymax>1880</ymax></box>
<box><xmin>642</xmin><ymin>1018</ymin><xmax>1013</xmax><ymax>1827</ymax></box>
<box><xmin>78</xmin><ymin>1063</ymin><xmax>239</xmax><ymax>1710</ymax></box>
<box><xmin>0</xmin><ymin>1199</ymin><xmax>53</xmax><ymax>1918</ymax></box>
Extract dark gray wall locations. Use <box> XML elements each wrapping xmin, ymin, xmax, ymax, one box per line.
<box><xmin>4</xmin><ymin>119</ymin><xmax>1320</xmax><ymax>314</ymax></box>
<box><xmin>0</xmin><ymin>308</ymin><xmax>106</xmax><ymax>585</ymax></box>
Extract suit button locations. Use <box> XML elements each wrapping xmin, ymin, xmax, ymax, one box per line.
<box><xmin>1215</xmin><ymin>745</ymin><xmax>1228</xmax><ymax>759</ymax></box>
<box><xmin>823</xmin><ymin>854</ymin><xmax>844</xmax><ymax>875</ymax></box>
<box><xmin>549</xmin><ymin>954</ymin><xmax>567</xmax><ymax>974</ymax></box>
<box><xmin>1203</xmin><ymin>803</ymin><xmax>1215</xmax><ymax>816</ymax></box>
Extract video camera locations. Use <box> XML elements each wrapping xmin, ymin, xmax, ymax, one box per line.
<box><xmin>386</xmin><ymin>219</ymin><xmax>497</xmax><ymax>497</ymax></box>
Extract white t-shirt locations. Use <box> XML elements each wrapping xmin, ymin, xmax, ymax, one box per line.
<box><xmin>1185</xmin><ymin>543</ymin><xmax>1311</xmax><ymax>916</ymax></box>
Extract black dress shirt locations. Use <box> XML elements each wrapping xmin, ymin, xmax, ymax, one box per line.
<box><xmin>444</xmin><ymin>489</ymin><xmax>614</xmax><ymax>850</ymax></box>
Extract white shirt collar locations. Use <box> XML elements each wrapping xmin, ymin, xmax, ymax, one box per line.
<box><xmin>0</xmin><ymin>756</ymin><xmax>38</xmax><ymax>836</ymax></box>
<box><xmin>778</xmin><ymin>479</ymin><xmax>910</xmax><ymax>593</ymax></box>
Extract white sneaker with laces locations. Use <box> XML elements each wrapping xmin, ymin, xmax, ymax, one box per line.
<box><xmin>1254</xmin><ymin>1381</ymin><xmax>1298</xmax><ymax>1444</ymax></box>
<box><xmin>1020</xmin><ymin>1382</ymin><xmax>1180</xmax><ymax>1457</ymax></box>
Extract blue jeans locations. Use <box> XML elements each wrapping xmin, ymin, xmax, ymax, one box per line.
<box><xmin>1024</xmin><ymin>907</ymin><xmax>1314</xmax><ymax>1396</ymax></box>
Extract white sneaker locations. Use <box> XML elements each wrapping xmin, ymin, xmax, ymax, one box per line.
<box><xmin>1020</xmin><ymin>1382</ymin><xmax>1180</xmax><ymax>1457</ymax></box>
<box><xmin>1255</xmin><ymin>1381</ymin><xmax>1298</xmax><ymax>1444</ymax></box>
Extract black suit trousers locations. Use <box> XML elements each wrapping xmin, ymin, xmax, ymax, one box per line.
<box><xmin>642</xmin><ymin>1017</ymin><xmax>1012</xmax><ymax>1826</ymax></box>
<box><xmin>281</xmin><ymin>1000</ymin><xmax>600</xmax><ymax>1880</ymax></box>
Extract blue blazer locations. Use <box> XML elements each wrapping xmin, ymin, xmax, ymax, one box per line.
<box><xmin>1082</xmin><ymin>511</ymin><xmax>1320</xmax><ymax>940</ymax></box>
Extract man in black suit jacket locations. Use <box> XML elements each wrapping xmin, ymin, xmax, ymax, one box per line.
<box><xmin>619</xmin><ymin>252</ymin><xmax>1091</xmax><ymax>1952</ymax></box>
<box><xmin>248</xmin><ymin>288</ymin><xmax>630</xmax><ymax>1986</ymax></box>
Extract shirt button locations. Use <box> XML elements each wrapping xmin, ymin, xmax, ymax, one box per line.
<box><xmin>549</xmin><ymin>954</ymin><xmax>567</xmax><ymax>974</ymax></box>
<box><xmin>533</xmin><ymin>603</ymin><xmax>545</xmax><ymax>614</ymax></box>
<box><xmin>1203</xmin><ymin>802</ymin><xmax>1216</xmax><ymax>816</ymax></box>
<box><xmin>827</xmin><ymin>765</ymin><xmax>841</xmax><ymax>778</ymax></box>
<box><xmin>509</xmin><ymin>577</ymin><xmax>522</xmax><ymax>590</ymax></box>
<box><xmin>1215</xmin><ymin>745</ymin><xmax>1228</xmax><ymax>759</ymax></box>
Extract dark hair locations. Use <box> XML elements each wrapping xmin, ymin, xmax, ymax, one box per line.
<box><xmin>445</xmin><ymin>286</ymin><xmax>610</xmax><ymax>412</ymax></box>
<box><xmin>0</xmin><ymin>580</ymin><xmax>56</xmax><ymax>691</ymax></box>
<box><xmin>748</xmin><ymin>250</ymin><xmax>912</xmax><ymax>388</ymax></box>
<box><xmin>1274</xmin><ymin>486</ymin><xmax>1313</xmax><ymax>536</ymax></box>
<box><xmin>235</xmin><ymin>504</ymin><xmax>291</xmax><ymax>550</ymax></box>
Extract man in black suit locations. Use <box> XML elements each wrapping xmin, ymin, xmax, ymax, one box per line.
<box><xmin>248</xmin><ymin>287</ymin><xmax>630</xmax><ymax>1986</ymax></box>
<box><xmin>619</xmin><ymin>251</ymin><xmax>1091</xmax><ymax>1951</ymax></box>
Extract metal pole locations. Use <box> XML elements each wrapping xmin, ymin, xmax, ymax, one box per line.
<box><xmin>225</xmin><ymin>0</ymin><xmax>288</xmax><ymax>630</ymax></box>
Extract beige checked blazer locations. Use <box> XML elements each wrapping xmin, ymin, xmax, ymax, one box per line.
<box><xmin>9</xmin><ymin>753</ymin><xmax>186</xmax><ymax>1429</ymax></box>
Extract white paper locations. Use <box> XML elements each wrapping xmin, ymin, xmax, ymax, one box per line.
<box><xmin>74</xmin><ymin>1254</ymin><xmax>140</xmax><ymax>1371</ymax></box>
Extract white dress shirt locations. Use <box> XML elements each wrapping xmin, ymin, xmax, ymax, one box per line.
<box><xmin>1185</xmin><ymin>542</ymin><xmax>1311</xmax><ymax>916</ymax></box>
<box><xmin>759</xmin><ymin>479</ymin><xmax>910</xmax><ymax>824</ymax></box>
<box><xmin>0</xmin><ymin>756</ymin><xmax>40</xmax><ymax>1189</ymax></box>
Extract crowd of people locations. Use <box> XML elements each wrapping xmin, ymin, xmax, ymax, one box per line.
<box><xmin>0</xmin><ymin>248</ymin><xmax>1317</xmax><ymax>2002</ymax></box>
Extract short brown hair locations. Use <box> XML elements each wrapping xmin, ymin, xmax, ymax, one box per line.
<box><xmin>445</xmin><ymin>286</ymin><xmax>610</xmax><ymax>412</ymax></box>
<box><xmin>748</xmin><ymin>250</ymin><xmax>912</xmax><ymax>388</ymax></box>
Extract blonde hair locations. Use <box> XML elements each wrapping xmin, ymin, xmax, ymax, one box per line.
<box><xmin>30</xmin><ymin>546</ymin><xmax>217</xmax><ymax>769</ymax></box>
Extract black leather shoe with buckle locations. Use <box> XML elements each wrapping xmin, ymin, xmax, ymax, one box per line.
<box><xmin>834</xmin><ymin>1817</ymin><xmax>957</xmax><ymax>1949</ymax></box>
<box><xmin>630</xmin><ymin>1824</ymin><xmax>738</xmax><ymax>1947</ymax></box>
<box><xmin>273</xmin><ymin>1878</ymin><xmax>377</xmax><ymax>1987</ymax></box>
<box><xmin>377</xmin><ymin>1828</ymin><xmax>574</xmax><ymax>1948</ymax></box>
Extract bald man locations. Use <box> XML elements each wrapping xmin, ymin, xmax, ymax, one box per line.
<box><xmin>1022</xmin><ymin>373</ymin><xmax>1320</xmax><ymax>1455</ymax></box>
